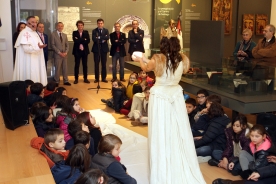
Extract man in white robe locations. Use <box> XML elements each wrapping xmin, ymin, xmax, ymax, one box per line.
<box><xmin>13</xmin><ymin>16</ymin><xmax>47</xmax><ymax>86</ymax></box>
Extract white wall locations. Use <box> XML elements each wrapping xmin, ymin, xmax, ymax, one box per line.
<box><xmin>0</xmin><ymin>0</ymin><xmax>13</xmax><ymax>83</ymax></box>
<box><xmin>271</xmin><ymin>0</ymin><xmax>276</xmax><ymax>25</ymax></box>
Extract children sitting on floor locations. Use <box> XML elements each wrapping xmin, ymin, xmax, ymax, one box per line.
<box><xmin>185</xmin><ymin>98</ymin><xmax>197</xmax><ymax>127</ymax></box>
<box><xmin>194</xmin><ymin>89</ymin><xmax>209</xmax><ymax>122</ymax></box>
<box><xmin>138</xmin><ymin>69</ymin><xmax>154</xmax><ymax>87</ymax></box>
<box><xmin>130</xmin><ymin>87</ymin><xmax>150</xmax><ymax>126</ymax></box>
<box><xmin>51</xmin><ymin>144</ymin><xmax>91</xmax><ymax>184</ymax></box>
<box><xmin>208</xmin><ymin>114</ymin><xmax>251</xmax><ymax>177</ymax></box>
<box><xmin>43</xmin><ymin>81</ymin><xmax>57</xmax><ymax>107</ymax></box>
<box><xmin>91</xmin><ymin>134</ymin><xmax>137</xmax><ymax>184</ymax></box>
<box><xmin>192</xmin><ymin>94</ymin><xmax>222</xmax><ymax>137</ymax></box>
<box><xmin>30</xmin><ymin>128</ymin><xmax>69</xmax><ymax>168</ymax></box>
<box><xmin>56</xmin><ymin>98</ymin><xmax>84</xmax><ymax>142</ymax></box>
<box><xmin>33</xmin><ymin>105</ymin><xmax>58</xmax><ymax>137</ymax></box>
<box><xmin>25</xmin><ymin>79</ymin><xmax>34</xmax><ymax>96</ymax></box>
<box><xmin>65</xmin><ymin>119</ymin><xmax>95</xmax><ymax>156</ymax></box>
<box><xmin>75</xmin><ymin>169</ymin><xmax>108</xmax><ymax>184</ymax></box>
<box><xmin>27</xmin><ymin>82</ymin><xmax>45</xmax><ymax>108</ymax></box>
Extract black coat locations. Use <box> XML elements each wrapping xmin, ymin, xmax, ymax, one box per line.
<box><xmin>257</xmin><ymin>163</ymin><xmax>276</xmax><ymax>179</ymax></box>
<box><xmin>110</xmin><ymin>31</ymin><xmax>126</xmax><ymax>57</ymax></box>
<box><xmin>92</xmin><ymin>28</ymin><xmax>109</xmax><ymax>53</ymax></box>
<box><xmin>112</xmin><ymin>87</ymin><xmax>128</xmax><ymax>113</ymax></box>
<box><xmin>194</xmin><ymin>115</ymin><xmax>230</xmax><ymax>150</ymax></box>
<box><xmin>72</xmin><ymin>30</ymin><xmax>90</xmax><ymax>56</ymax></box>
<box><xmin>249</xmin><ymin>142</ymin><xmax>276</xmax><ymax>172</ymax></box>
<box><xmin>128</xmin><ymin>28</ymin><xmax>145</xmax><ymax>54</ymax></box>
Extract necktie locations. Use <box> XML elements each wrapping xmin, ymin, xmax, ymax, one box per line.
<box><xmin>59</xmin><ymin>33</ymin><xmax>63</xmax><ymax>42</ymax></box>
<box><xmin>41</xmin><ymin>33</ymin><xmax>44</xmax><ymax>43</ymax></box>
<box><xmin>99</xmin><ymin>29</ymin><xmax>102</xmax><ymax>35</ymax></box>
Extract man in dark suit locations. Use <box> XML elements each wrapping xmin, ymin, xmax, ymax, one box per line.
<box><xmin>51</xmin><ymin>22</ymin><xmax>71</xmax><ymax>86</ymax></box>
<box><xmin>72</xmin><ymin>20</ymin><xmax>90</xmax><ymax>84</ymax></box>
<box><xmin>128</xmin><ymin>20</ymin><xmax>145</xmax><ymax>58</ymax></box>
<box><xmin>91</xmin><ymin>18</ymin><xmax>109</xmax><ymax>83</ymax></box>
<box><xmin>37</xmin><ymin>22</ymin><xmax>48</xmax><ymax>69</ymax></box>
<box><xmin>110</xmin><ymin>22</ymin><xmax>126</xmax><ymax>82</ymax></box>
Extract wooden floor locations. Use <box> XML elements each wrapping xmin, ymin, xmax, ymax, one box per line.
<box><xmin>64</xmin><ymin>74</ymin><xmax>244</xmax><ymax>184</ymax></box>
<box><xmin>0</xmin><ymin>74</ymin><xmax>249</xmax><ymax>183</ymax></box>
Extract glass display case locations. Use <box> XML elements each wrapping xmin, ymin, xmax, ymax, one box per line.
<box><xmin>183</xmin><ymin>57</ymin><xmax>276</xmax><ymax>95</ymax></box>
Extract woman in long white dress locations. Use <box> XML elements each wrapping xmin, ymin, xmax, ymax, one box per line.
<box><xmin>132</xmin><ymin>37</ymin><xmax>206</xmax><ymax>184</ymax></box>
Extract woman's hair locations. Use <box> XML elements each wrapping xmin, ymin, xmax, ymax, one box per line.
<box><xmin>33</xmin><ymin>106</ymin><xmax>52</xmax><ymax>124</ymax></box>
<box><xmin>168</xmin><ymin>37</ymin><xmax>182</xmax><ymax>74</ymax></box>
<box><xmin>207</xmin><ymin>102</ymin><xmax>225</xmax><ymax>119</ymax></box>
<box><xmin>98</xmin><ymin>134</ymin><xmax>122</xmax><ymax>154</ymax></box>
<box><xmin>160</xmin><ymin>37</ymin><xmax>170</xmax><ymax>55</ymax></box>
<box><xmin>77</xmin><ymin>111</ymin><xmax>95</xmax><ymax>129</ymax></box>
<box><xmin>250</xmin><ymin>124</ymin><xmax>267</xmax><ymax>136</ymax></box>
<box><xmin>75</xmin><ymin>169</ymin><xmax>108</xmax><ymax>184</ymax></box>
<box><xmin>65</xmin><ymin>144</ymin><xmax>91</xmax><ymax>178</ymax></box>
<box><xmin>232</xmin><ymin>114</ymin><xmax>248</xmax><ymax>143</ymax></box>
<box><xmin>127</xmin><ymin>72</ymin><xmax>138</xmax><ymax>87</ymax></box>
<box><xmin>111</xmin><ymin>79</ymin><xmax>126</xmax><ymax>95</ymax></box>
<box><xmin>242</xmin><ymin>28</ymin><xmax>252</xmax><ymax>37</ymax></box>
<box><xmin>16</xmin><ymin>22</ymin><xmax>26</xmax><ymax>32</ymax></box>
<box><xmin>62</xmin><ymin>98</ymin><xmax>79</xmax><ymax>115</ymax></box>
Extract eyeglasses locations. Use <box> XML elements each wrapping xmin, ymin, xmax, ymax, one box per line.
<box><xmin>196</xmin><ymin>96</ymin><xmax>205</xmax><ymax>99</ymax></box>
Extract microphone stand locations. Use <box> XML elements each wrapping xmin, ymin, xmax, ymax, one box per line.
<box><xmin>88</xmin><ymin>29</ymin><xmax>110</xmax><ymax>94</ymax></box>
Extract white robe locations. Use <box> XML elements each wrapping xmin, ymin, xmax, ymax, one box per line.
<box><xmin>13</xmin><ymin>26</ymin><xmax>47</xmax><ymax>86</ymax></box>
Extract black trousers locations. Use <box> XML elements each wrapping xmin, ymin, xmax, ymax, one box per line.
<box><xmin>93</xmin><ymin>52</ymin><xmax>107</xmax><ymax>80</ymax></box>
<box><xmin>74</xmin><ymin>51</ymin><xmax>88</xmax><ymax>80</ymax></box>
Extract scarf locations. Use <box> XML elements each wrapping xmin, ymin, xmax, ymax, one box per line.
<box><xmin>237</xmin><ymin>38</ymin><xmax>252</xmax><ymax>61</ymax></box>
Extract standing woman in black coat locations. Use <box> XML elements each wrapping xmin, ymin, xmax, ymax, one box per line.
<box><xmin>194</xmin><ymin>102</ymin><xmax>230</xmax><ymax>161</ymax></box>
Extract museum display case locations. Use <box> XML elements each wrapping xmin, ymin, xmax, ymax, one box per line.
<box><xmin>184</xmin><ymin>57</ymin><xmax>276</xmax><ymax>95</ymax></box>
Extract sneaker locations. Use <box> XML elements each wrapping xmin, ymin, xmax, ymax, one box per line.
<box><xmin>63</xmin><ymin>82</ymin><xmax>71</xmax><ymax>86</ymax></box>
<box><xmin>101</xmin><ymin>99</ymin><xmax>107</xmax><ymax>104</ymax></box>
<box><xmin>131</xmin><ymin>121</ymin><xmax>144</xmax><ymax>126</ymax></box>
<box><xmin>84</xmin><ymin>79</ymin><xmax>90</xmax><ymax>83</ymax></box>
<box><xmin>74</xmin><ymin>80</ymin><xmax>78</xmax><ymax>84</ymax></box>
<box><xmin>208</xmin><ymin>159</ymin><xmax>219</xmax><ymax>166</ymax></box>
<box><xmin>120</xmin><ymin>79</ymin><xmax>126</xmax><ymax>82</ymax></box>
<box><xmin>197</xmin><ymin>156</ymin><xmax>211</xmax><ymax>163</ymax></box>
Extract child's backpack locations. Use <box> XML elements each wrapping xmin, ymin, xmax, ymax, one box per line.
<box><xmin>257</xmin><ymin>113</ymin><xmax>276</xmax><ymax>145</ymax></box>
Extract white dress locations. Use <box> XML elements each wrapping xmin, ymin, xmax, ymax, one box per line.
<box><xmin>13</xmin><ymin>27</ymin><xmax>47</xmax><ymax>86</ymax></box>
<box><xmin>148</xmin><ymin>54</ymin><xmax>206</xmax><ymax>184</ymax></box>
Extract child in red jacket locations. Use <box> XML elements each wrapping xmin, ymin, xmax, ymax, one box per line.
<box><xmin>31</xmin><ymin>128</ymin><xmax>69</xmax><ymax>168</ymax></box>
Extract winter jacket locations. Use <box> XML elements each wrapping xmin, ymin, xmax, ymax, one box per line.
<box><xmin>56</xmin><ymin>111</ymin><xmax>77</xmax><ymax>142</ymax></box>
<box><xmin>252</xmin><ymin>36</ymin><xmax>276</xmax><ymax>58</ymax></box>
<box><xmin>33</xmin><ymin>120</ymin><xmax>59</xmax><ymax>138</ymax></box>
<box><xmin>91</xmin><ymin>153</ymin><xmax>137</xmax><ymax>184</ymax></box>
<box><xmin>194</xmin><ymin>115</ymin><xmax>230</xmax><ymax>151</ymax></box>
<box><xmin>51</xmin><ymin>160</ymin><xmax>81</xmax><ymax>184</ymax></box>
<box><xmin>30</xmin><ymin>137</ymin><xmax>69</xmax><ymax>168</ymax></box>
<box><xmin>221</xmin><ymin>123</ymin><xmax>251</xmax><ymax>163</ymax></box>
<box><xmin>248</xmin><ymin>138</ymin><xmax>272</xmax><ymax>171</ymax></box>
<box><xmin>27</xmin><ymin>94</ymin><xmax>45</xmax><ymax>108</ymax></box>
<box><xmin>112</xmin><ymin>87</ymin><xmax>128</xmax><ymax>113</ymax></box>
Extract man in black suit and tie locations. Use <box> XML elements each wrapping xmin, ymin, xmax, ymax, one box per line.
<box><xmin>110</xmin><ymin>22</ymin><xmax>126</xmax><ymax>82</ymax></box>
<box><xmin>128</xmin><ymin>20</ymin><xmax>145</xmax><ymax>58</ymax></box>
<box><xmin>92</xmin><ymin>18</ymin><xmax>109</xmax><ymax>83</ymax></box>
<box><xmin>37</xmin><ymin>22</ymin><xmax>48</xmax><ymax>69</ymax></box>
<box><xmin>72</xmin><ymin>20</ymin><xmax>90</xmax><ymax>84</ymax></box>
